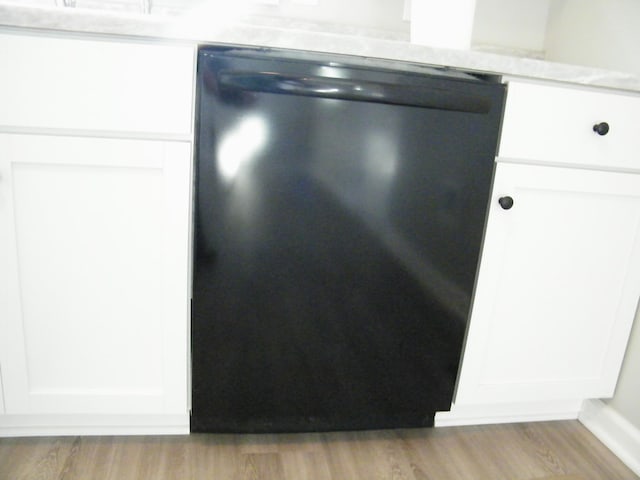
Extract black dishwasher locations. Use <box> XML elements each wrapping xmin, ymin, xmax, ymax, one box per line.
<box><xmin>192</xmin><ymin>46</ymin><xmax>505</xmax><ymax>433</ymax></box>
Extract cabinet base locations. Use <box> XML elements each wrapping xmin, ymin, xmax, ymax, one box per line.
<box><xmin>434</xmin><ymin>399</ymin><xmax>583</xmax><ymax>427</ymax></box>
<box><xmin>0</xmin><ymin>414</ymin><xmax>189</xmax><ymax>437</ymax></box>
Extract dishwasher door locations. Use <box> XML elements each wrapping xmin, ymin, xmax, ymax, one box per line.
<box><xmin>192</xmin><ymin>47</ymin><xmax>505</xmax><ymax>433</ymax></box>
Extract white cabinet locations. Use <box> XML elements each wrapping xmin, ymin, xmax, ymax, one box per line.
<box><xmin>499</xmin><ymin>80</ymin><xmax>640</xmax><ymax>171</ymax></box>
<box><xmin>455</xmin><ymin>162</ymin><xmax>640</xmax><ymax>405</ymax></box>
<box><xmin>0</xmin><ymin>32</ymin><xmax>194</xmax><ymax>435</ymax></box>
<box><xmin>0</xmin><ymin>33</ymin><xmax>194</xmax><ymax>135</ymax></box>
<box><xmin>450</xmin><ymin>79</ymin><xmax>640</xmax><ymax>417</ymax></box>
<box><xmin>0</xmin><ymin>134</ymin><xmax>191</xmax><ymax>416</ymax></box>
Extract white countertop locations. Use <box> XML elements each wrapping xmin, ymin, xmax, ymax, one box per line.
<box><xmin>2</xmin><ymin>4</ymin><xmax>640</xmax><ymax>93</ymax></box>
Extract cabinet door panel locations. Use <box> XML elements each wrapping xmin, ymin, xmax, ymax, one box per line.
<box><xmin>455</xmin><ymin>163</ymin><xmax>640</xmax><ymax>404</ymax></box>
<box><xmin>0</xmin><ymin>134</ymin><xmax>190</xmax><ymax>414</ymax></box>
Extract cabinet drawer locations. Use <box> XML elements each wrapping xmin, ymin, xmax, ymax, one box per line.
<box><xmin>499</xmin><ymin>80</ymin><xmax>640</xmax><ymax>171</ymax></box>
<box><xmin>0</xmin><ymin>33</ymin><xmax>194</xmax><ymax>135</ymax></box>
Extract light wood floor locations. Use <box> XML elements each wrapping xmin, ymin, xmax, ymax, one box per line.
<box><xmin>0</xmin><ymin>421</ymin><xmax>636</xmax><ymax>480</ymax></box>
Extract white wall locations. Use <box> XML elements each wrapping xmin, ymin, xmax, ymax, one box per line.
<box><xmin>545</xmin><ymin>0</ymin><xmax>640</xmax><ymax>431</ymax></box>
<box><xmin>471</xmin><ymin>0</ymin><xmax>551</xmax><ymax>54</ymax></box>
<box><xmin>251</xmin><ymin>0</ymin><xmax>409</xmax><ymax>33</ymax></box>
<box><xmin>608</xmin><ymin>309</ymin><xmax>640</xmax><ymax>430</ymax></box>
<box><xmin>545</xmin><ymin>0</ymin><xmax>640</xmax><ymax>75</ymax></box>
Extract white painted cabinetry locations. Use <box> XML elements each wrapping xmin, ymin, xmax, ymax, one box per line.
<box><xmin>455</xmin><ymin>162</ymin><xmax>640</xmax><ymax>404</ymax></box>
<box><xmin>0</xmin><ymin>32</ymin><xmax>195</xmax><ymax>436</ymax></box>
<box><xmin>440</xmin><ymin>79</ymin><xmax>640</xmax><ymax>425</ymax></box>
<box><xmin>0</xmin><ymin>135</ymin><xmax>191</xmax><ymax>414</ymax></box>
<box><xmin>498</xmin><ymin>80</ymin><xmax>640</xmax><ymax>171</ymax></box>
<box><xmin>0</xmin><ymin>33</ymin><xmax>194</xmax><ymax>136</ymax></box>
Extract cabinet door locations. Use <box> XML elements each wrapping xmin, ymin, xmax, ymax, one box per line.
<box><xmin>0</xmin><ymin>133</ymin><xmax>191</xmax><ymax>415</ymax></box>
<box><xmin>455</xmin><ymin>162</ymin><xmax>640</xmax><ymax>405</ymax></box>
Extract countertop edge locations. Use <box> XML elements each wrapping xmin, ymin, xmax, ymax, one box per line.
<box><xmin>2</xmin><ymin>4</ymin><xmax>640</xmax><ymax>93</ymax></box>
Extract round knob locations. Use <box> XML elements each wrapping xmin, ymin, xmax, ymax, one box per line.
<box><xmin>498</xmin><ymin>196</ymin><xmax>514</xmax><ymax>210</ymax></box>
<box><xmin>593</xmin><ymin>122</ymin><xmax>610</xmax><ymax>136</ymax></box>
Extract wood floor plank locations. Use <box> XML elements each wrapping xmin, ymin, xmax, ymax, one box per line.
<box><xmin>156</xmin><ymin>436</ymin><xmax>190</xmax><ymax>480</ymax></box>
<box><xmin>53</xmin><ymin>437</ymin><xmax>81</xmax><ymax>480</ymax></box>
<box><xmin>460</xmin><ymin>424</ymin><xmax>546</xmax><ymax>480</ymax></box>
<box><xmin>320</xmin><ymin>431</ymin><xmax>364</xmax><ymax>479</ymax></box>
<box><xmin>278</xmin><ymin>440</ymin><xmax>332</xmax><ymax>480</ymax></box>
<box><xmin>516</xmin><ymin>422</ymin><xmax>568</xmax><ymax>477</ymax></box>
<box><xmin>240</xmin><ymin>452</ymin><xmax>285</xmax><ymax>480</ymax></box>
<box><xmin>17</xmin><ymin>437</ymin><xmax>78</xmax><ymax>480</ymax></box>
<box><xmin>402</xmin><ymin>426</ymin><xmax>486</xmax><ymax>479</ymax></box>
<box><xmin>188</xmin><ymin>434</ymin><xmax>240</xmax><ymax>479</ymax></box>
<box><xmin>303</xmin><ymin>451</ymin><xmax>334</xmax><ymax>480</ymax></box>
<box><xmin>0</xmin><ymin>438</ymin><xmax>31</xmax><ymax>480</ymax></box>
<box><xmin>466</xmin><ymin>423</ymin><xmax>565</xmax><ymax>480</ymax></box>
<box><xmin>58</xmin><ymin>437</ymin><xmax>117</xmax><ymax>480</ymax></box>
<box><xmin>403</xmin><ymin>428</ymin><xmax>467</xmax><ymax>478</ymax></box>
<box><xmin>104</xmin><ymin>437</ymin><xmax>145</xmax><ymax>480</ymax></box>
<box><xmin>0</xmin><ymin>421</ymin><xmax>636</xmax><ymax>480</ymax></box>
<box><xmin>375</xmin><ymin>430</ymin><xmax>416</xmax><ymax>480</ymax></box>
<box><xmin>332</xmin><ymin>431</ymin><xmax>398</xmax><ymax>480</ymax></box>
<box><xmin>351</xmin><ymin>429</ymin><xmax>414</xmax><ymax>480</ymax></box>
<box><xmin>534</xmin><ymin>421</ymin><xmax>638</xmax><ymax>480</ymax></box>
<box><xmin>532</xmin><ymin>476</ymin><xmax>586</xmax><ymax>480</ymax></box>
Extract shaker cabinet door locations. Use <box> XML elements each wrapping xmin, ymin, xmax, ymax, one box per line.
<box><xmin>455</xmin><ymin>162</ymin><xmax>640</xmax><ymax>405</ymax></box>
<box><xmin>0</xmin><ymin>133</ymin><xmax>191</xmax><ymax>415</ymax></box>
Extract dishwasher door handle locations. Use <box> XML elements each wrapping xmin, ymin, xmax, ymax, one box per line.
<box><xmin>216</xmin><ymin>71</ymin><xmax>492</xmax><ymax>114</ymax></box>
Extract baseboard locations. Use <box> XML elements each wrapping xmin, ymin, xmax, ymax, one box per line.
<box><xmin>0</xmin><ymin>414</ymin><xmax>190</xmax><ymax>437</ymax></box>
<box><xmin>434</xmin><ymin>399</ymin><xmax>582</xmax><ymax>427</ymax></box>
<box><xmin>579</xmin><ymin>399</ymin><xmax>640</xmax><ymax>476</ymax></box>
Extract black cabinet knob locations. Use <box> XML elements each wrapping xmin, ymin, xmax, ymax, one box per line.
<box><xmin>593</xmin><ymin>122</ymin><xmax>610</xmax><ymax>136</ymax></box>
<box><xmin>498</xmin><ymin>196</ymin><xmax>514</xmax><ymax>210</ymax></box>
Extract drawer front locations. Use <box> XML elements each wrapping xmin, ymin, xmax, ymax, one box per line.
<box><xmin>0</xmin><ymin>33</ymin><xmax>194</xmax><ymax>135</ymax></box>
<box><xmin>499</xmin><ymin>80</ymin><xmax>640</xmax><ymax>171</ymax></box>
